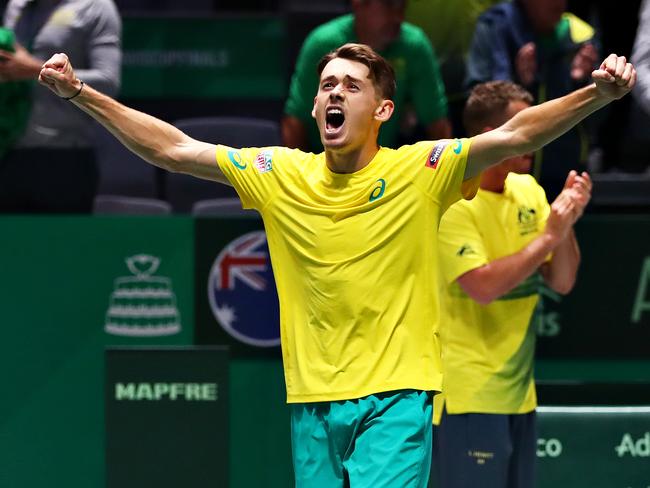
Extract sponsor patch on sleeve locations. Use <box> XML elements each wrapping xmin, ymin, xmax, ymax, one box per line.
<box><xmin>254</xmin><ymin>149</ymin><xmax>273</xmax><ymax>174</ymax></box>
<box><xmin>425</xmin><ymin>141</ymin><xmax>449</xmax><ymax>170</ymax></box>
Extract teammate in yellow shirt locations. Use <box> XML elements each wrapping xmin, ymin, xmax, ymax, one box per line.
<box><xmin>432</xmin><ymin>81</ymin><xmax>591</xmax><ymax>488</ymax></box>
<box><xmin>38</xmin><ymin>44</ymin><xmax>634</xmax><ymax>487</ymax></box>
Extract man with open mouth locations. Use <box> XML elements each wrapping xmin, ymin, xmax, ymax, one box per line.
<box><xmin>38</xmin><ymin>42</ymin><xmax>636</xmax><ymax>487</ymax></box>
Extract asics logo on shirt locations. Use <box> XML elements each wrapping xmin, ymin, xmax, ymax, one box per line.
<box><xmin>369</xmin><ymin>179</ymin><xmax>386</xmax><ymax>202</ymax></box>
<box><xmin>457</xmin><ymin>244</ymin><xmax>476</xmax><ymax>256</ymax></box>
<box><xmin>228</xmin><ymin>150</ymin><xmax>247</xmax><ymax>170</ymax></box>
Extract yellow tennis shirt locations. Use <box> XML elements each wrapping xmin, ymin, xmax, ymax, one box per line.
<box><xmin>434</xmin><ymin>173</ymin><xmax>550</xmax><ymax>422</ymax></box>
<box><xmin>216</xmin><ymin>139</ymin><xmax>478</xmax><ymax>403</ymax></box>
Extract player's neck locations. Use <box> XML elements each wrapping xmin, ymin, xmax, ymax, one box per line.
<box><xmin>325</xmin><ymin>142</ymin><xmax>380</xmax><ymax>174</ymax></box>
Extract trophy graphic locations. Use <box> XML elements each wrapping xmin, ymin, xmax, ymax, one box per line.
<box><xmin>104</xmin><ymin>254</ymin><xmax>181</xmax><ymax>337</ymax></box>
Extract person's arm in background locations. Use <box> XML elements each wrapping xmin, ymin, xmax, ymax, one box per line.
<box><xmin>540</xmin><ymin>228</ymin><xmax>580</xmax><ymax>293</ymax></box>
<box><xmin>570</xmin><ymin>43</ymin><xmax>599</xmax><ymax>84</ymax></box>
<box><xmin>0</xmin><ymin>2</ymin><xmax>120</xmax><ymax>89</ymax></box>
<box><xmin>408</xmin><ymin>26</ymin><xmax>452</xmax><ymax>139</ymax></box>
<box><xmin>539</xmin><ymin>170</ymin><xmax>591</xmax><ymax>293</ymax></box>
<box><xmin>458</xmin><ymin>191</ymin><xmax>572</xmax><ymax>304</ymax></box>
<box><xmin>0</xmin><ymin>42</ymin><xmax>41</xmax><ymax>80</ymax></box>
<box><xmin>38</xmin><ymin>54</ymin><xmax>227</xmax><ymax>184</ymax></box>
<box><xmin>458</xmin><ymin>171</ymin><xmax>590</xmax><ymax>304</ymax></box>
<box><xmin>0</xmin><ymin>3</ymin><xmax>42</xmax><ymax>83</ymax></box>
<box><xmin>632</xmin><ymin>0</ymin><xmax>650</xmax><ymax>115</ymax></box>
<box><xmin>0</xmin><ymin>4</ymin><xmax>38</xmax><ymax>80</ymax></box>
<box><xmin>515</xmin><ymin>19</ymin><xmax>598</xmax><ymax>89</ymax></box>
<box><xmin>465</xmin><ymin>54</ymin><xmax>636</xmax><ymax>179</ymax></box>
<box><xmin>72</xmin><ymin>1</ymin><xmax>122</xmax><ymax>96</ymax></box>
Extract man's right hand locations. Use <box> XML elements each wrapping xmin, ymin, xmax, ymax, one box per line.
<box><xmin>38</xmin><ymin>53</ymin><xmax>82</xmax><ymax>99</ymax></box>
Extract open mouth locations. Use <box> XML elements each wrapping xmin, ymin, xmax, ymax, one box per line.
<box><xmin>325</xmin><ymin>107</ymin><xmax>345</xmax><ymax>134</ymax></box>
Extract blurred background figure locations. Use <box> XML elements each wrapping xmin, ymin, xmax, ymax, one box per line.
<box><xmin>465</xmin><ymin>0</ymin><xmax>598</xmax><ymax>200</ymax></box>
<box><xmin>631</xmin><ymin>0</ymin><xmax>650</xmax><ymax>115</ymax></box>
<box><xmin>282</xmin><ymin>0</ymin><xmax>451</xmax><ymax>152</ymax></box>
<box><xmin>432</xmin><ymin>80</ymin><xmax>590</xmax><ymax>488</ymax></box>
<box><xmin>0</xmin><ymin>0</ymin><xmax>121</xmax><ymax>213</ymax></box>
<box><xmin>404</xmin><ymin>0</ymin><xmax>502</xmax><ymax>136</ymax></box>
<box><xmin>567</xmin><ymin>0</ymin><xmax>643</xmax><ymax>175</ymax></box>
<box><xmin>622</xmin><ymin>0</ymin><xmax>650</xmax><ymax>173</ymax></box>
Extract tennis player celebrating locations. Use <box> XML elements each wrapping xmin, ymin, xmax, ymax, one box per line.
<box><xmin>39</xmin><ymin>44</ymin><xmax>634</xmax><ymax>487</ymax></box>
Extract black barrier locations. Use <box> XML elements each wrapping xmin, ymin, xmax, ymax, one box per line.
<box><xmin>534</xmin><ymin>216</ymin><xmax>650</xmax><ymax>358</ymax></box>
<box><xmin>105</xmin><ymin>347</ymin><xmax>229</xmax><ymax>488</ymax></box>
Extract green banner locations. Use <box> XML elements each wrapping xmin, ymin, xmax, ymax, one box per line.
<box><xmin>1</xmin><ymin>215</ymin><xmax>648</xmax><ymax>488</ymax></box>
<box><xmin>105</xmin><ymin>347</ymin><xmax>229</xmax><ymax>487</ymax></box>
<box><xmin>121</xmin><ymin>16</ymin><xmax>287</xmax><ymax>99</ymax></box>
<box><xmin>0</xmin><ymin>217</ymin><xmax>194</xmax><ymax>488</ymax></box>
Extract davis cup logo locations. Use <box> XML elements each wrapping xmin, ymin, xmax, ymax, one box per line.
<box><xmin>207</xmin><ymin>231</ymin><xmax>280</xmax><ymax>346</ymax></box>
<box><xmin>104</xmin><ymin>254</ymin><xmax>181</xmax><ymax>337</ymax></box>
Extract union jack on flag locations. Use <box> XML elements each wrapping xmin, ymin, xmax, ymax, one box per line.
<box><xmin>216</xmin><ymin>231</ymin><xmax>268</xmax><ymax>291</ymax></box>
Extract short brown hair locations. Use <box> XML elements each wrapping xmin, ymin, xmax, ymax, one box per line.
<box><xmin>317</xmin><ymin>43</ymin><xmax>396</xmax><ymax>100</ymax></box>
<box><xmin>463</xmin><ymin>81</ymin><xmax>534</xmax><ymax>136</ymax></box>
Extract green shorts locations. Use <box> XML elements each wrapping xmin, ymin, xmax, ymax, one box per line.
<box><xmin>291</xmin><ymin>389</ymin><xmax>433</xmax><ymax>488</ymax></box>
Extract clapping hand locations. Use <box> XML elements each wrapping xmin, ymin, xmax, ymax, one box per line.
<box><xmin>562</xmin><ymin>170</ymin><xmax>592</xmax><ymax>222</ymax></box>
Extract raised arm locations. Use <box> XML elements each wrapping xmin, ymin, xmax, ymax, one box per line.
<box><xmin>464</xmin><ymin>54</ymin><xmax>637</xmax><ymax>179</ymax></box>
<box><xmin>38</xmin><ymin>53</ymin><xmax>229</xmax><ymax>185</ymax></box>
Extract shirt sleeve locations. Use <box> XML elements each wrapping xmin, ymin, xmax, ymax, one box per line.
<box><xmin>410</xmin><ymin>138</ymin><xmax>480</xmax><ymax>212</ymax></box>
<box><xmin>438</xmin><ymin>202</ymin><xmax>489</xmax><ymax>285</ymax></box>
<box><xmin>215</xmin><ymin>145</ymin><xmax>282</xmax><ymax>211</ymax></box>
<box><xmin>408</xmin><ymin>28</ymin><xmax>448</xmax><ymax>123</ymax></box>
